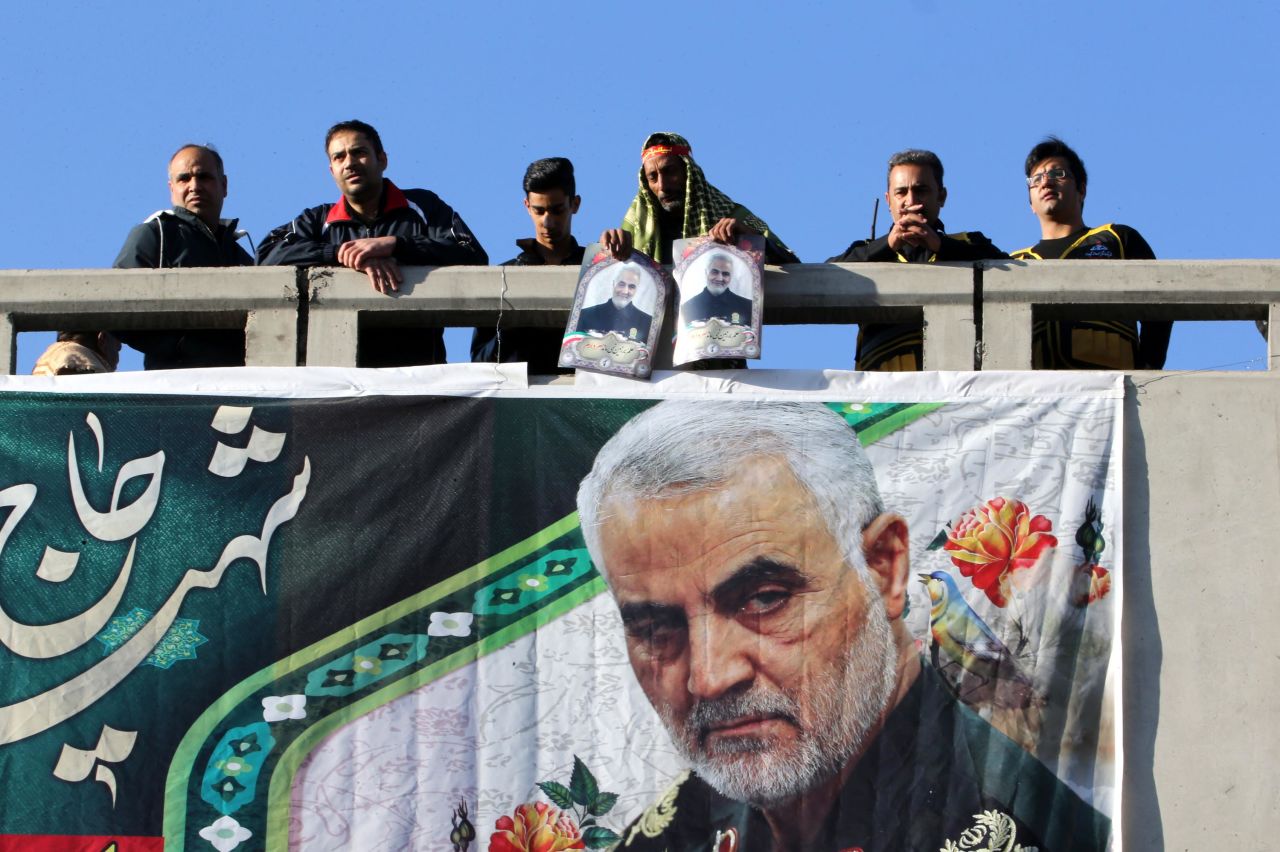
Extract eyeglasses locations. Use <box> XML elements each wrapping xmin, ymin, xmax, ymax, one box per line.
<box><xmin>1027</xmin><ymin>168</ymin><xmax>1070</xmax><ymax>188</ymax></box>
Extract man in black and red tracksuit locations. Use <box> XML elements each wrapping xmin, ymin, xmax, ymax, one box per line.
<box><xmin>1012</xmin><ymin>136</ymin><xmax>1171</xmax><ymax>370</ymax></box>
<box><xmin>259</xmin><ymin>119</ymin><xmax>487</xmax><ymax>366</ymax></box>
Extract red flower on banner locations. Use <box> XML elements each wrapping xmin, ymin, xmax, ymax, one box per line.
<box><xmin>489</xmin><ymin>802</ymin><xmax>585</xmax><ymax>852</ymax></box>
<box><xmin>1078</xmin><ymin>565</ymin><xmax>1112</xmax><ymax>605</ymax></box>
<box><xmin>943</xmin><ymin>497</ymin><xmax>1057</xmax><ymax>607</ymax></box>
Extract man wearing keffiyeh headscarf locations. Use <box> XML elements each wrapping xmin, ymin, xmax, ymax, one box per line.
<box><xmin>600</xmin><ymin>132</ymin><xmax>799</xmax><ymax>265</ymax></box>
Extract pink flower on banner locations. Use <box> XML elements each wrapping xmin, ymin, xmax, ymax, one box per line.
<box><xmin>489</xmin><ymin>802</ymin><xmax>585</xmax><ymax>852</ymax></box>
<box><xmin>943</xmin><ymin>497</ymin><xmax>1057</xmax><ymax>607</ymax></box>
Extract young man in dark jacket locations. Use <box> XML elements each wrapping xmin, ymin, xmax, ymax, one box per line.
<box><xmin>259</xmin><ymin>120</ymin><xmax>487</xmax><ymax>366</ymax></box>
<box><xmin>470</xmin><ymin>157</ymin><xmax>583</xmax><ymax>374</ymax></box>
<box><xmin>829</xmin><ymin>149</ymin><xmax>1007</xmax><ymax>371</ymax></box>
<box><xmin>112</xmin><ymin>144</ymin><xmax>255</xmax><ymax>369</ymax></box>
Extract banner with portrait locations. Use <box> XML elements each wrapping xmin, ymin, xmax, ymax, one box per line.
<box><xmin>561</xmin><ymin>248</ymin><xmax>667</xmax><ymax>378</ymax></box>
<box><xmin>0</xmin><ymin>368</ymin><xmax>1123</xmax><ymax>851</ymax></box>
<box><xmin>671</xmin><ymin>235</ymin><xmax>764</xmax><ymax>366</ymax></box>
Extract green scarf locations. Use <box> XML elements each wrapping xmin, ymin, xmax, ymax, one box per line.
<box><xmin>621</xmin><ymin>132</ymin><xmax>792</xmax><ymax>263</ymax></box>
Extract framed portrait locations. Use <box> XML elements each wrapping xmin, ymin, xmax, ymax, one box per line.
<box><xmin>561</xmin><ymin>246</ymin><xmax>667</xmax><ymax>379</ymax></box>
<box><xmin>671</xmin><ymin>235</ymin><xmax>764</xmax><ymax>366</ymax></box>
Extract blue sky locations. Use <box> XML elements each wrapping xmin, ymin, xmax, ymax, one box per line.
<box><xmin>5</xmin><ymin>1</ymin><xmax>1277</xmax><ymax>372</ymax></box>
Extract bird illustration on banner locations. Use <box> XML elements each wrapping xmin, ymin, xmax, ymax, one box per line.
<box><xmin>919</xmin><ymin>571</ymin><xmax>1036</xmax><ymax>709</ymax></box>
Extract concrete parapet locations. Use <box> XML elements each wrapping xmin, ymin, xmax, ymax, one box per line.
<box><xmin>3</xmin><ymin>261</ymin><xmax>1278</xmax><ymax>373</ymax></box>
<box><xmin>1</xmin><ymin>267</ymin><xmax>301</xmax><ymax>369</ymax></box>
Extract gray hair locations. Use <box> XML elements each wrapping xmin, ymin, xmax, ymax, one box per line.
<box><xmin>886</xmin><ymin>148</ymin><xmax>944</xmax><ymax>187</ymax></box>
<box><xmin>576</xmin><ymin>400</ymin><xmax>884</xmax><ymax>578</ymax></box>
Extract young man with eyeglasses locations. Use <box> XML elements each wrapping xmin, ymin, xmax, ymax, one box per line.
<box><xmin>1013</xmin><ymin>137</ymin><xmax>1171</xmax><ymax>369</ymax></box>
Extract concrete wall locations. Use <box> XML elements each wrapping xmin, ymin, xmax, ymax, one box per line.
<box><xmin>3</xmin><ymin>262</ymin><xmax>1279</xmax><ymax>847</ymax></box>
<box><xmin>1122</xmin><ymin>371</ymin><xmax>1280</xmax><ymax>849</ymax></box>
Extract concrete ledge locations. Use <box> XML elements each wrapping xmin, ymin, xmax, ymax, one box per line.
<box><xmin>3</xmin><ymin>268</ymin><xmax>300</xmax><ymax>329</ymax></box>
<box><xmin>3</xmin><ymin>262</ymin><xmax>1277</xmax><ymax>373</ymax></box>
<box><xmin>983</xmin><ymin>260</ymin><xmax>1280</xmax><ymax>320</ymax></box>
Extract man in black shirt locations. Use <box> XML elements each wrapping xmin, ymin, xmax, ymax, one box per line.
<box><xmin>471</xmin><ymin>158</ymin><xmax>583</xmax><ymax>374</ymax></box>
<box><xmin>112</xmin><ymin>144</ymin><xmax>254</xmax><ymax>369</ymax></box>
<box><xmin>259</xmin><ymin>120</ymin><xmax>487</xmax><ymax>366</ymax></box>
<box><xmin>829</xmin><ymin>149</ymin><xmax>1006</xmax><ymax>371</ymax></box>
<box><xmin>1012</xmin><ymin>137</ymin><xmax>1171</xmax><ymax>369</ymax></box>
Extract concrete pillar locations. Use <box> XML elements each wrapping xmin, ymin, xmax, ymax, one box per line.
<box><xmin>306</xmin><ymin>308</ymin><xmax>358</xmax><ymax>367</ymax></box>
<box><xmin>922</xmin><ymin>303</ymin><xmax>975</xmax><ymax>370</ymax></box>
<box><xmin>245</xmin><ymin>308</ymin><xmax>298</xmax><ymax>367</ymax></box>
<box><xmin>1269</xmin><ymin>303</ymin><xmax>1280</xmax><ymax>370</ymax></box>
<box><xmin>980</xmin><ymin>303</ymin><xmax>1034</xmax><ymax>370</ymax></box>
<box><xmin>0</xmin><ymin>314</ymin><xmax>14</xmax><ymax>376</ymax></box>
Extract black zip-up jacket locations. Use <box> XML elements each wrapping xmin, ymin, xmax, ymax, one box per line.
<box><xmin>828</xmin><ymin>221</ymin><xmax>1007</xmax><ymax>371</ymax></box>
<box><xmin>258</xmin><ymin>180</ymin><xmax>487</xmax><ymax>366</ymax></box>
<box><xmin>469</xmin><ymin>237</ymin><xmax>585</xmax><ymax>374</ymax></box>
<box><xmin>113</xmin><ymin>206</ymin><xmax>254</xmax><ymax>370</ymax></box>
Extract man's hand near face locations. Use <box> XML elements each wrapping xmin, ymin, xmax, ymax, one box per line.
<box><xmin>708</xmin><ymin>217</ymin><xmax>760</xmax><ymax>244</ymax></box>
<box><xmin>337</xmin><ymin>236</ymin><xmax>402</xmax><ymax>293</ymax></box>
<box><xmin>887</xmin><ymin>205</ymin><xmax>942</xmax><ymax>254</ymax></box>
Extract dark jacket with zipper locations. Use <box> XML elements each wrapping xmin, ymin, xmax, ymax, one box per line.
<box><xmin>259</xmin><ymin>180</ymin><xmax>487</xmax><ymax>366</ymax></box>
<box><xmin>113</xmin><ymin>206</ymin><xmax>254</xmax><ymax>370</ymax></box>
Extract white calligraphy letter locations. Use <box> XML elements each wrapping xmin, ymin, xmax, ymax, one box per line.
<box><xmin>67</xmin><ymin>432</ymin><xmax>164</xmax><ymax>542</ymax></box>
<box><xmin>0</xmin><ymin>459</ymin><xmax>310</xmax><ymax>745</ymax></box>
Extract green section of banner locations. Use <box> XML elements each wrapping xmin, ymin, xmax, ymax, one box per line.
<box><xmin>164</xmin><ymin>512</ymin><xmax>588</xmax><ymax>849</ymax></box>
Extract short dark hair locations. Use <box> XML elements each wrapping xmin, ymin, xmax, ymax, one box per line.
<box><xmin>325</xmin><ymin>120</ymin><xmax>384</xmax><ymax>156</ymax></box>
<box><xmin>887</xmin><ymin>149</ymin><xmax>944</xmax><ymax>187</ymax></box>
<box><xmin>169</xmin><ymin>144</ymin><xmax>224</xmax><ymax>177</ymax></box>
<box><xmin>1025</xmin><ymin>136</ymin><xmax>1087</xmax><ymax>192</ymax></box>
<box><xmin>523</xmin><ymin>157</ymin><xmax>576</xmax><ymax>196</ymax></box>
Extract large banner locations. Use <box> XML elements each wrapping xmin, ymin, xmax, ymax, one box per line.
<box><xmin>0</xmin><ymin>368</ymin><xmax>1122</xmax><ymax>852</ymax></box>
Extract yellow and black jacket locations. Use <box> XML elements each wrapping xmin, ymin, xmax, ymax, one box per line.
<box><xmin>1012</xmin><ymin>224</ymin><xmax>1170</xmax><ymax>369</ymax></box>
<box><xmin>829</xmin><ymin>225</ymin><xmax>1007</xmax><ymax>371</ymax></box>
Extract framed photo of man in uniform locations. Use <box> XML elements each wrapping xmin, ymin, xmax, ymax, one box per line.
<box><xmin>561</xmin><ymin>246</ymin><xmax>667</xmax><ymax>379</ymax></box>
<box><xmin>671</xmin><ymin>235</ymin><xmax>764</xmax><ymax>366</ymax></box>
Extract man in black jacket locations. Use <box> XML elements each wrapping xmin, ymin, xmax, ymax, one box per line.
<box><xmin>1012</xmin><ymin>137</ymin><xmax>1171</xmax><ymax>370</ymax></box>
<box><xmin>112</xmin><ymin>144</ymin><xmax>254</xmax><ymax>369</ymax></box>
<box><xmin>471</xmin><ymin>157</ymin><xmax>583</xmax><ymax>374</ymax></box>
<box><xmin>259</xmin><ymin>120</ymin><xmax>487</xmax><ymax>366</ymax></box>
<box><xmin>830</xmin><ymin>149</ymin><xmax>1007</xmax><ymax>371</ymax></box>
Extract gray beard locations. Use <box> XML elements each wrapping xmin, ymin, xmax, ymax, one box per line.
<box><xmin>657</xmin><ymin>592</ymin><xmax>899</xmax><ymax>808</ymax></box>
<box><xmin>707</xmin><ymin>283</ymin><xmax>729</xmax><ymax>296</ymax></box>
<box><xmin>659</xmin><ymin>198</ymin><xmax>684</xmax><ymax>213</ymax></box>
<box><xmin>611</xmin><ymin>297</ymin><xmax>632</xmax><ymax>310</ymax></box>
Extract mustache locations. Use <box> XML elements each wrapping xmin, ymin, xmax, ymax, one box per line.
<box><xmin>682</xmin><ymin>688</ymin><xmax>800</xmax><ymax>748</ymax></box>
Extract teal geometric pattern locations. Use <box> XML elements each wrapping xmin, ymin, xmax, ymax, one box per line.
<box><xmin>199</xmin><ymin>724</ymin><xmax>276</xmax><ymax>816</ymax></box>
<box><xmin>473</xmin><ymin>548</ymin><xmax>591</xmax><ymax>616</ymax></box>
<box><xmin>96</xmin><ymin>607</ymin><xmax>209</xmax><ymax>670</ymax></box>
<box><xmin>303</xmin><ymin>633</ymin><xmax>430</xmax><ymax>698</ymax></box>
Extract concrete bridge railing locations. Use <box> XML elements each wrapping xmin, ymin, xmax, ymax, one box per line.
<box><xmin>4</xmin><ymin>260</ymin><xmax>1276</xmax><ymax>373</ymax></box>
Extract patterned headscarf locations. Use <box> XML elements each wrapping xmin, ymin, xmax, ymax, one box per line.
<box><xmin>622</xmin><ymin>132</ymin><xmax>791</xmax><ymax>263</ymax></box>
